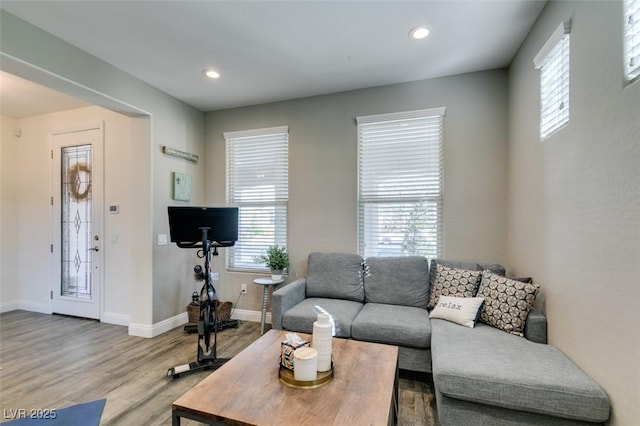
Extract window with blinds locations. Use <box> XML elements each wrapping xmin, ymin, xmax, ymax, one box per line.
<box><xmin>625</xmin><ymin>0</ymin><xmax>640</xmax><ymax>81</ymax></box>
<box><xmin>534</xmin><ymin>21</ymin><xmax>571</xmax><ymax>141</ymax></box>
<box><xmin>224</xmin><ymin>126</ymin><xmax>288</xmax><ymax>271</ymax></box>
<box><xmin>357</xmin><ymin>108</ymin><xmax>445</xmax><ymax>259</ymax></box>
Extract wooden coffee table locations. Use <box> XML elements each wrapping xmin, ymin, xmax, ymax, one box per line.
<box><xmin>172</xmin><ymin>329</ymin><xmax>399</xmax><ymax>425</ymax></box>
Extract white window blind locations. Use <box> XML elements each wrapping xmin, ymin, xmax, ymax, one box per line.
<box><xmin>534</xmin><ymin>21</ymin><xmax>571</xmax><ymax>140</ymax></box>
<box><xmin>357</xmin><ymin>107</ymin><xmax>445</xmax><ymax>259</ymax></box>
<box><xmin>225</xmin><ymin>126</ymin><xmax>288</xmax><ymax>271</ymax></box>
<box><xmin>625</xmin><ymin>0</ymin><xmax>640</xmax><ymax>81</ymax></box>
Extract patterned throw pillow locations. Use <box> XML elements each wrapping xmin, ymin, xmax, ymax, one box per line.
<box><xmin>427</xmin><ymin>264</ymin><xmax>483</xmax><ymax>310</ymax></box>
<box><xmin>477</xmin><ymin>270</ymin><xmax>540</xmax><ymax>337</ymax></box>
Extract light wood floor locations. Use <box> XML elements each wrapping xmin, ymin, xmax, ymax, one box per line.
<box><xmin>0</xmin><ymin>310</ymin><xmax>436</xmax><ymax>425</ymax></box>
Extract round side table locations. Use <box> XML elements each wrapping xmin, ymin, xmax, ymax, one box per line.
<box><xmin>253</xmin><ymin>278</ymin><xmax>284</xmax><ymax>334</ymax></box>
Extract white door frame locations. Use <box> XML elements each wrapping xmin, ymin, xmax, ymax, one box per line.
<box><xmin>50</xmin><ymin>123</ymin><xmax>105</xmax><ymax>320</ymax></box>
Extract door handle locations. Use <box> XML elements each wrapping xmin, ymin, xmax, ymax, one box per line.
<box><xmin>88</xmin><ymin>246</ymin><xmax>100</xmax><ymax>252</ymax></box>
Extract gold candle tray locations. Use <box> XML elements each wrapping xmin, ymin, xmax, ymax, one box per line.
<box><xmin>279</xmin><ymin>366</ymin><xmax>333</xmax><ymax>389</ymax></box>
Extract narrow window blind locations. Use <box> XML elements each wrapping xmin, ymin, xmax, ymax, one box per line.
<box><xmin>534</xmin><ymin>21</ymin><xmax>571</xmax><ymax>140</ymax></box>
<box><xmin>625</xmin><ymin>0</ymin><xmax>640</xmax><ymax>81</ymax></box>
<box><xmin>225</xmin><ymin>126</ymin><xmax>288</xmax><ymax>271</ymax></box>
<box><xmin>357</xmin><ymin>108</ymin><xmax>445</xmax><ymax>259</ymax></box>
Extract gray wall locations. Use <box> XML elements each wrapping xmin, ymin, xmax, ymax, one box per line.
<box><xmin>508</xmin><ymin>1</ymin><xmax>640</xmax><ymax>425</ymax></box>
<box><xmin>204</xmin><ymin>69</ymin><xmax>510</xmax><ymax>306</ymax></box>
<box><xmin>0</xmin><ymin>10</ymin><xmax>205</xmax><ymax>331</ymax></box>
<box><xmin>0</xmin><ymin>115</ymin><xmax>20</xmax><ymax>308</ymax></box>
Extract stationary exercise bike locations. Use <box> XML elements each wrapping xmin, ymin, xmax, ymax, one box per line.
<box><xmin>165</xmin><ymin>207</ymin><xmax>239</xmax><ymax>379</ymax></box>
<box><xmin>182</xmin><ymin>263</ymin><xmax>238</xmax><ymax>335</ymax></box>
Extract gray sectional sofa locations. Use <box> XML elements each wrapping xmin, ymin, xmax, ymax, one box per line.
<box><xmin>272</xmin><ymin>252</ymin><xmax>610</xmax><ymax>425</ymax></box>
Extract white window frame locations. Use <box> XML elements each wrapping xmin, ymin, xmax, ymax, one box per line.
<box><xmin>625</xmin><ymin>0</ymin><xmax>640</xmax><ymax>82</ymax></box>
<box><xmin>224</xmin><ymin>126</ymin><xmax>289</xmax><ymax>272</ymax></box>
<box><xmin>534</xmin><ymin>20</ymin><xmax>571</xmax><ymax>141</ymax></box>
<box><xmin>356</xmin><ymin>107</ymin><xmax>445</xmax><ymax>260</ymax></box>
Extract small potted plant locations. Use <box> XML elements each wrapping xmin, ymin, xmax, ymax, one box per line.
<box><xmin>257</xmin><ymin>245</ymin><xmax>290</xmax><ymax>280</ymax></box>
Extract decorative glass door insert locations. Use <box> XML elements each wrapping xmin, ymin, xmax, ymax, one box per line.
<box><xmin>61</xmin><ymin>144</ymin><xmax>94</xmax><ymax>299</ymax></box>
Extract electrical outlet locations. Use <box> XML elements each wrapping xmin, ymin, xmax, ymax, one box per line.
<box><xmin>241</xmin><ymin>284</ymin><xmax>247</xmax><ymax>294</ymax></box>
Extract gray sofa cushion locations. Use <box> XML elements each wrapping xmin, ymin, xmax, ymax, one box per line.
<box><xmin>351</xmin><ymin>303</ymin><xmax>431</xmax><ymax>349</ymax></box>
<box><xmin>306</xmin><ymin>252</ymin><xmax>365</xmax><ymax>302</ymax></box>
<box><xmin>431</xmin><ymin>319</ymin><xmax>610</xmax><ymax>423</ymax></box>
<box><xmin>281</xmin><ymin>297</ymin><xmax>364</xmax><ymax>338</ymax></box>
<box><xmin>363</xmin><ymin>256</ymin><xmax>429</xmax><ymax>308</ymax></box>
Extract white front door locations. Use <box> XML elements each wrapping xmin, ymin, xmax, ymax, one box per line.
<box><xmin>50</xmin><ymin>125</ymin><xmax>104</xmax><ymax>319</ymax></box>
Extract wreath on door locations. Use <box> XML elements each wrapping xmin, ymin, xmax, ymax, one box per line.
<box><xmin>67</xmin><ymin>162</ymin><xmax>92</xmax><ymax>201</ymax></box>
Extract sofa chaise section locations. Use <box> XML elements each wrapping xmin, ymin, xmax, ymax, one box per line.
<box><xmin>431</xmin><ymin>319</ymin><xmax>610</xmax><ymax>425</ymax></box>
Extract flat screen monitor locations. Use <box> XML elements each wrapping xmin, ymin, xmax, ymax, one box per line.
<box><xmin>167</xmin><ymin>207</ymin><xmax>238</xmax><ymax>248</ymax></box>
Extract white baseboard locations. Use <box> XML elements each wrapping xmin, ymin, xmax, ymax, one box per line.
<box><xmin>102</xmin><ymin>311</ymin><xmax>130</xmax><ymax>327</ymax></box>
<box><xmin>231</xmin><ymin>308</ymin><xmax>270</xmax><ymax>324</ymax></box>
<box><xmin>1</xmin><ymin>303</ymin><xmax>129</xmax><ymax>328</ymax></box>
<box><xmin>129</xmin><ymin>312</ymin><xmax>188</xmax><ymax>338</ymax></box>
<box><xmin>0</xmin><ymin>301</ymin><xmax>19</xmax><ymax>313</ymax></box>
<box><xmin>18</xmin><ymin>300</ymin><xmax>51</xmax><ymax>314</ymax></box>
<box><xmin>3</xmin><ymin>303</ymin><xmax>267</xmax><ymax>338</ymax></box>
<box><xmin>128</xmin><ymin>322</ymin><xmax>154</xmax><ymax>338</ymax></box>
<box><xmin>128</xmin><ymin>309</ymin><xmax>266</xmax><ymax>338</ymax></box>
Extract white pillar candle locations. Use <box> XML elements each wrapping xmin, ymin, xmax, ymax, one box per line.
<box><xmin>293</xmin><ymin>347</ymin><xmax>318</xmax><ymax>381</ymax></box>
<box><xmin>312</xmin><ymin>313</ymin><xmax>333</xmax><ymax>372</ymax></box>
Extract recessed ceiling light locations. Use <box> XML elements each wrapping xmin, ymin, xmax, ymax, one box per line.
<box><xmin>203</xmin><ymin>68</ymin><xmax>220</xmax><ymax>79</ymax></box>
<box><xmin>409</xmin><ymin>26</ymin><xmax>430</xmax><ymax>40</ymax></box>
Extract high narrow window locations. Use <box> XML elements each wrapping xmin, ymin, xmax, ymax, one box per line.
<box><xmin>534</xmin><ymin>21</ymin><xmax>571</xmax><ymax>140</ymax></box>
<box><xmin>225</xmin><ymin>126</ymin><xmax>288</xmax><ymax>271</ymax></box>
<box><xmin>357</xmin><ymin>108</ymin><xmax>445</xmax><ymax>259</ymax></box>
<box><xmin>625</xmin><ymin>0</ymin><xmax>640</xmax><ymax>81</ymax></box>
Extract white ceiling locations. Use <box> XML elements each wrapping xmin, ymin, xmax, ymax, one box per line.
<box><xmin>0</xmin><ymin>0</ymin><xmax>546</xmax><ymax>115</ymax></box>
